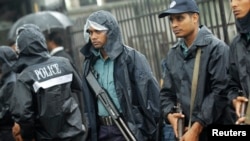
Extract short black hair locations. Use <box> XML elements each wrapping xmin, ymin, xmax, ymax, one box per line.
<box><xmin>7</xmin><ymin>39</ymin><xmax>15</xmax><ymax>46</ymax></box>
<box><xmin>46</xmin><ymin>31</ymin><xmax>63</xmax><ymax>46</ymax></box>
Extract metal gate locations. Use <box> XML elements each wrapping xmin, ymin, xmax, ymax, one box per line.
<box><xmin>69</xmin><ymin>0</ymin><xmax>236</xmax><ymax>82</ymax></box>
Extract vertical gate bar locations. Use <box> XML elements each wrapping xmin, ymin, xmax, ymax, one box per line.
<box><xmin>207</xmin><ymin>0</ymin><xmax>215</xmax><ymax>34</ymax></box>
<box><xmin>213</xmin><ymin>0</ymin><xmax>221</xmax><ymax>39</ymax></box>
<box><xmin>218</xmin><ymin>0</ymin><xmax>229</xmax><ymax>44</ymax></box>
<box><xmin>147</xmin><ymin>0</ymin><xmax>161</xmax><ymax>81</ymax></box>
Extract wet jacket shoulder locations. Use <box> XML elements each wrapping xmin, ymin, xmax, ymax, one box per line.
<box><xmin>53</xmin><ymin>49</ymin><xmax>74</xmax><ymax>64</ymax></box>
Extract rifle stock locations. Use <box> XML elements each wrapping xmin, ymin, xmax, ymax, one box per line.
<box><xmin>97</xmin><ymin>92</ymin><xmax>137</xmax><ymax>141</ymax></box>
<box><xmin>86</xmin><ymin>71</ymin><xmax>137</xmax><ymax>141</ymax></box>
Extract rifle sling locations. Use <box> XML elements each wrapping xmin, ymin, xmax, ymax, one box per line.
<box><xmin>188</xmin><ymin>47</ymin><xmax>201</xmax><ymax>128</ymax></box>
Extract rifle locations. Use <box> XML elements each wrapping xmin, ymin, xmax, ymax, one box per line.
<box><xmin>238</xmin><ymin>90</ymin><xmax>250</xmax><ymax>125</ymax></box>
<box><xmin>86</xmin><ymin>70</ymin><xmax>137</xmax><ymax>141</ymax></box>
<box><xmin>239</xmin><ymin>90</ymin><xmax>246</xmax><ymax>120</ymax></box>
<box><xmin>175</xmin><ymin>102</ymin><xmax>184</xmax><ymax>140</ymax></box>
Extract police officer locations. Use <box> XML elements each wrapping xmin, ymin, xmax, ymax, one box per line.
<box><xmin>0</xmin><ymin>46</ymin><xmax>17</xmax><ymax>141</ymax></box>
<box><xmin>10</xmin><ymin>24</ymin><xmax>85</xmax><ymax>141</ymax></box>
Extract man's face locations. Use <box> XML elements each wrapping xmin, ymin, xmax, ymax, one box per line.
<box><xmin>230</xmin><ymin>0</ymin><xmax>250</xmax><ymax>19</ymax></box>
<box><xmin>87</xmin><ymin>26</ymin><xmax>108</xmax><ymax>49</ymax></box>
<box><xmin>169</xmin><ymin>13</ymin><xmax>199</xmax><ymax>38</ymax></box>
<box><xmin>46</xmin><ymin>40</ymin><xmax>53</xmax><ymax>52</ymax></box>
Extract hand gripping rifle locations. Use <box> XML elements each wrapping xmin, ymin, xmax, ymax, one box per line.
<box><xmin>86</xmin><ymin>70</ymin><xmax>137</xmax><ymax>141</ymax></box>
<box><xmin>238</xmin><ymin>90</ymin><xmax>250</xmax><ymax>125</ymax></box>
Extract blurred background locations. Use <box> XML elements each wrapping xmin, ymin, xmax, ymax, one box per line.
<box><xmin>0</xmin><ymin>0</ymin><xmax>236</xmax><ymax>82</ymax></box>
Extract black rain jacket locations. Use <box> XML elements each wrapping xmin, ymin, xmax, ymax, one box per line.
<box><xmin>10</xmin><ymin>24</ymin><xmax>85</xmax><ymax>140</ymax></box>
<box><xmin>227</xmin><ymin>12</ymin><xmax>250</xmax><ymax>102</ymax></box>
<box><xmin>80</xmin><ymin>10</ymin><xmax>161</xmax><ymax>141</ymax></box>
<box><xmin>0</xmin><ymin>46</ymin><xmax>17</xmax><ymax>130</ymax></box>
<box><xmin>161</xmin><ymin>25</ymin><xmax>231</xmax><ymax>128</ymax></box>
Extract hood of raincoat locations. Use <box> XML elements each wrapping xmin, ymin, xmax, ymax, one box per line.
<box><xmin>81</xmin><ymin>10</ymin><xmax>123</xmax><ymax>60</ymax></box>
<box><xmin>0</xmin><ymin>46</ymin><xmax>17</xmax><ymax>76</ymax></box>
<box><xmin>14</xmin><ymin>24</ymin><xmax>50</xmax><ymax>73</ymax></box>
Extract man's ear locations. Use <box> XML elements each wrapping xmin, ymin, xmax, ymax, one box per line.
<box><xmin>192</xmin><ymin>13</ymin><xmax>199</xmax><ymax>24</ymax></box>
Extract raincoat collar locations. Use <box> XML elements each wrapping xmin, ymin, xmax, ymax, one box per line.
<box><xmin>81</xmin><ymin>10</ymin><xmax>123</xmax><ymax>60</ymax></box>
<box><xmin>236</xmin><ymin>11</ymin><xmax>250</xmax><ymax>34</ymax></box>
<box><xmin>195</xmin><ymin>25</ymin><xmax>214</xmax><ymax>46</ymax></box>
<box><xmin>50</xmin><ymin>46</ymin><xmax>64</xmax><ymax>55</ymax></box>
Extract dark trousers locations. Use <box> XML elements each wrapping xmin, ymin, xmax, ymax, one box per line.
<box><xmin>162</xmin><ymin>124</ymin><xmax>176</xmax><ymax>141</ymax></box>
<box><xmin>0</xmin><ymin>129</ymin><xmax>15</xmax><ymax>141</ymax></box>
<box><xmin>98</xmin><ymin>125</ymin><xmax>126</xmax><ymax>141</ymax></box>
<box><xmin>161</xmin><ymin>124</ymin><xmax>208</xmax><ymax>141</ymax></box>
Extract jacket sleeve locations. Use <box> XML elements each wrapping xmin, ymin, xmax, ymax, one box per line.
<box><xmin>160</xmin><ymin>58</ymin><xmax>177</xmax><ymax>122</ymax></box>
<box><xmin>227</xmin><ymin>39</ymin><xmax>242</xmax><ymax>102</ymax></box>
<box><xmin>10</xmin><ymin>79</ymin><xmax>35</xmax><ymax>140</ymax></box>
